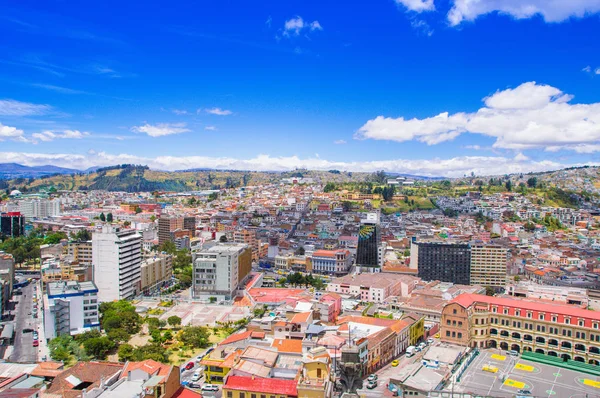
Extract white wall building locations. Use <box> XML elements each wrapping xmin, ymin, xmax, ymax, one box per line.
<box><xmin>19</xmin><ymin>199</ymin><xmax>61</xmax><ymax>219</ymax></box>
<box><xmin>43</xmin><ymin>280</ymin><xmax>100</xmax><ymax>339</ymax></box>
<box><xmin>92</xmin><ymin>226</ymin><xmax>142</xmax><ymax>302</ymax></box>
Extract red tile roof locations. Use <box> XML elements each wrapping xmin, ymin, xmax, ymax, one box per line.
<box><xmin>171</xmin><ymin>386</ymin><xmax>203</xmax><ymax>398</ymax></box>
<box><xmin>220</xmin><ymin>330</ymin><xmax>253</xmax><ymax>346</ymax></box>
<box><xmin>271</xmin><ymin>338</ymin><xmax>303</xmax><ymax>354</ymax></box>
<box><xmin>291</xmin><ymin>311</ymin><xmax>312</xmax><ymax>323</ymax></box>
<box><xmin>225</xmin><ymin>375</ymin><xmax>298</xmax><ymax>396</ymax></box>
<box><xmin>120</xmin><ymin>359</ymin><xmax>172</xmax><ymax>378</ymax></box>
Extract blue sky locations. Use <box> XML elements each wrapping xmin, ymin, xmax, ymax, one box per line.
<box><xmin>1</xmin><ymin>0</ymin><xmax>600</xmax><ymax>177</ymax></box>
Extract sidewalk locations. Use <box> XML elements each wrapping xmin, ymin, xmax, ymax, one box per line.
<box><xmin>34</xmin><ymin>281</ymin><xmax>50</xmax><ymax>361</ymax></box>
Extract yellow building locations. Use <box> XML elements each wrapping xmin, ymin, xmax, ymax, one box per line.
<box><xmin>469</xmin><ymin>244</ymin><xmax>508</xmax><ymax>288</ymax></box>
<box><xmin>297</xmin><ymin>347</ymin><xmax>334</xmax><ymax>398</ymax></box>
<box><xmin>200</xmin><ymin>348</ymin><xmax>239</xmax><ymax>384</ymax></box>
<box><xmin>406</xmin><ymin>315</ymin><xmax>425</xmax><ymax>346</ymax></box>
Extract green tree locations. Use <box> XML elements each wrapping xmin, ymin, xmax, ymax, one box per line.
<box><xmin>295</xmin><ymin>246</ymin><xmax>305</xmax><ymax>256</ymax></box>
<box><xmin>179</xmin><ymin>326</ymin><xmax>210</xmax><ymax>348</ymax></box>
<box><xmin>158</xmin><ymin>240</ymin><xmax>177</xmax><ymax>255</ymax></box>
<box><xmin>167</xmin><ymin>315</ymin><xmax>182</xmax><ymax>327</ymax></box>
<box><xmin>74</xmin><ymin>329</ymin><xmax>102</xmax><ymax>343</ymax></box>
<box><xmin>44</xmin><ymin>231</ymin><xmax>68</xmax><ymax>245</ymax></box>
<box><xmin>83</xmin><ymin>337</ymin><xmax>115</xmax><ymax>359</ymax></box>
<box><xmin>74</xmin><ymin>229</ymin><xmax>92</xmax><ymax>241</ymax></box>
<box><xmin>106</xmin><ymin>213</ymin><xmax>113</xmax><ymax>222</ymax></box>
<box><xmin>209</xmin><ymin>297</ymin><xmax>217</xmax><ymax>304</ymax></box>
<box><xmin>107</xmin><ymin>328</ymin><xmax>131</xmax><ymax>343</ymax></box>
<box><xmin>146</xmin><ymin>317</ymin><xmax>162</xmax><ymax>332</ymax></box>
<box><xmin>527</xmin><ymin>177</ymin><xmax>538</xmax><ymax>188</ymax></box>
<box><xmin>99</xmin><ymin>212</ymin><xmax>106</xmax><ymax>222</ymax></box>
<box><xmin>135</xmin><ymin>207</ymin><xmax>142</xmax><ymax>214</ymax></box>
<box><xmin>323</xmin><ymin>182</ymin><xmax>336</xmax><ymax>193</ymax></box>
<box><xmin>150</xmin><ymin>215</ymin><xmax>157</xmax><ymax>222</ymax></box>
<box><xmin>118</xmin><ymin>344</ymin><xmax>135</xmax><ymax>362</ymax></box>
<box><xmin>219</xmin><ymin>235</ymin><xmax>228</xmax><ymax>243</ymax></box>
<box><xmin>505</xmin><ymin>180</ymin><xmax>512</xmax><ymax>192</ymax></box>
<box><xmin>208</xmin><ymin>192</ymin><xmax>218</xmax><ymax>201</ymax></box>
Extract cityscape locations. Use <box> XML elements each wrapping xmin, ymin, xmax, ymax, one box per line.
<box><xmin>1</xmin><ymin>1</ymin><xmax>600</xmax><ymax>398</ymax></box>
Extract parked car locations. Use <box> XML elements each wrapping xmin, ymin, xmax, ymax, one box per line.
<box><xmin>517</xmin><ymin>389</ymin><xmax>532</xmax><ymax>396</ymax></box>
<box><xmin>391</xmin><ymin>360</ymin><xmax>399</xmax><ymax>367</ymax></box>
<box><xmin>418</xmin><ymin>342</ymin><xmax>427</xmax><ymax>350</ymax></box>
<box><xmin>508</xmin><ymin>350</ymin><xmax>519</xmax><ymax>357</ymax></box>
<box><xmin>32</xmin><ymin>340</ymin><xmax>39</xmax><ymax>347</ymax></box>
<box><xmin>191</xmin><ymin>372</ymin><xmax>202</xmax><ymax>381</ymax></box>
<box><xmin>366</xmin><ymin>380</ymin><xmax>378</xmax><ymax>389</ymax></box>
<box><xmin>188</xmin><ymin>382</ymin><xmax>202</xmax><ymax>389</ymax></box>
<box><xmin>201</xmin><ymin>384</ymin><xmax>219</xmax><ymax>392</ymax></box>
<box><xmin>22</xmin><ymin>328</ymin><xmax>33</xmax><ymax>333</ymax></box>
<box><xmin>427</xmin><ymin>338</ymin><xmax>434</xmax><ymax>344</ymax></box>
<box><xmin>367</xmin><ymin>374</ymin><xmax>378</xmax><ymax>382</ymax></box>
<box><xmin>414</xmin><ymin>346</ymin><xmax>422</xmax><ymax>353</ymax></box>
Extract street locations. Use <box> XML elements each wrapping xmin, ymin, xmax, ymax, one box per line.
<box><xmin>9</xmin><ymin>282</ymin><xmax>38</xmax><ymax>362</ymax></box>
<box><xmin>179</xmin><ymin>347</ymin><xmax>222</xmax><ymax>398</ymax></box>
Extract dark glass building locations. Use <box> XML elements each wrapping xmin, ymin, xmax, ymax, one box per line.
<box><xmin>413</xmin><ymin>241</ymin><xmax>471</xmax><ymax>285</ymax></box>
<box><xmin>356</xmin><ymin>215</ymin><xmax>380</xmax><ymax>269</ymax></box>
<box><xmin>0</xmin><ymin>212</ymin><xmax>25</xmax><ymax>238</ymax></box>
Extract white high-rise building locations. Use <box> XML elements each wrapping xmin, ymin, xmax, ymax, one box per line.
<box><xmin>92</xmin><ymin>226</ymin><xmax>142</xmax><ymax>302</ymax></box>
<box><xmin>18</xmin><ymin>199</ymin><xmax>61</xmax><ymax>219</ymax></box>
<box><xmin>43</xmin><ymin>280</ymin><xmax>100</xmax><ymax>339</ymax></box>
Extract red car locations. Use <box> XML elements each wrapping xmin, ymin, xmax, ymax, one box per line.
<box><xmin>185</xmin><ymin>362</ymin><xmax>194</xmax><ymax>370</ymax></box>
<box><xmin>32</xmin><ymin>340</ymin><xmax>39</xmax><ymax>347</ymax></box>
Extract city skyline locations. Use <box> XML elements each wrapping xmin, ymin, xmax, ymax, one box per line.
<box><xmin>1</xmin><ymin>1</ymin><xmax>600</xmax><ymax>177</ymax></box>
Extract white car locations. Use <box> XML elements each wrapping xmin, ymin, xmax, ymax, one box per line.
<box><xmin>191</xmin><ymin>372</ymin><xmax>202</xmax><ymax>381</ymax></box>
<box><xmin>201</xmin><ymin>384</ymin><xmax>219</xmax><ymax>392</ymax></box>
<box><xmin>427</xmin><ymin>338</ymin><xmax>434</xmax><ymax>344</ymax></box>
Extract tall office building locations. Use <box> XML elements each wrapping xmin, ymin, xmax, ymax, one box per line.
<box><xmin>469</xmin><ymin>244</ymin><xmax>508</xmax><ymax>288</ymax></box>
<box><xmin>158</xmin><ymin>215</ymin><xmax>195</xmax><ymax>245</ymax></box>
<box><xmin>355</xmin><ymin>213</ymin><xmax>380</xmax><ymax>272</ymax></box>
<box><xmin>192</xmin><ymin>243</ymin><xmax>252</xmax><ymax>300</ymax></box>
<box><xmin>92</xmin><ymin>226</ymin><xmax>142</xmax><ymax>302</ymax></box>
<box><xmin>19</xmin><ymin>199</ymin><xmax>61</xmax><ymax>219</ymax></box>
<box><xmin>0</xmin><ymin>212</ymin><xmax>25</xmax><ymax>238</ymax></box>
<box><xmin>411</xmin><ymin>241</ymin><xmax>471</xmax><ymax>285</ymax></box>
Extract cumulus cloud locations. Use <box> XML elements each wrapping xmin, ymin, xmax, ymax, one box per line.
<box><xmin>31</xmin><ymin>130</ymin><xmax>89</xmax><ymax>142</ymax></box>
<box><xmin>395</xmin><ymin>0</ymin><xmax>435</xmax><ymax>12</ymax></box>
<box><xmin>357</xmin><ymin>81</ymin><xmax>600</xmax><ymax>152</ymax></box>
<box><xmin>204</xmin><ymin>107</ymin><xmax>233</xmax><ymax>116</ymax></box>
<box><xmin>448</xmin><ymin>0</ymin><xmax>600</xmax><ymax>26</ymax></box>
<box><xmin>334</xmin><ymin>139</ymin><xmax>347</xmax><ymax>145</ymax></box>
<box><xmin>0</xmin><ymin>151</ymin><xmax>585</xmax><ymax>178</ymax></box>
<box><xmin>0</xmin><ymin>99</ymin><xmax>52</xmax><ymax>116</ymax></box>
<box><xmin>283</xmin><ymin>16</ymin><xmax>323</xmax><ymax>37</ymax></box>
<box><xmin>131</xmin><ymin>123</ymin><xmax>191</xmax><ymax>137</ymax></box>
<box><xmin>0</xmin><ymin>123</ymin><xmax>27</xmax><ymax>142</ymax></box>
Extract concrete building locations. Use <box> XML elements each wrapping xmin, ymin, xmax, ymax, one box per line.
<box><xmin>43</xmin><ymin>280</ymin><xmax>100</xmax><ymax>339</ymax></box>
<box><xmin>140</xmin><ymin>253</ymin><xmax>173</xmax><ymax>294</ymax></box>
<box><xmin>311</xmin><ymin>249</ymin><xmax>352</xmax><ymax>276</ymax></box>
<box><xmin>92</xmin><ymin>226</ymin><xmax>142</xmax><ymax>302</ymax></box>
<box><xmin>192</xmin><ymin>243</ymin><xmax>252</xmax><ymax>300</ymax></box>
<box><xmin>158</xmin><ymin>216</ymin><xmax>195</xmax><ymax>245</ymax></box>
<box><xmin>67</xmin><ymin>241</ymin><xmax>93</xmax><ymax>266</ymax></box>
<box><xmin>441</xmin><ymin>293</ymin><xmax>600</xmax><ymax>364</ymax></box>
<box><xmin>327</xmin><ymin>273</ymin><xmax>417</xmax><ymax>303</ymax></box>
<box><xmin>18</xmin><ymin>199</ymin><xmax>61</xmax><ymax>219</ymax></box>
<box><xmin>469</xmin><ymin>244</ymin><xmax>508</xmax><ymax>288</ymax></box>
<box><xmin>411</xmin><ymin>241</ymin><xmax>471</xmax><ymax>285</ymax></box>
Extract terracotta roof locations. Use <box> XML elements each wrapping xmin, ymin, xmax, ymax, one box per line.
<box><xmin>225</xmin><ymin>375</ymin><xmax>298</xmax><ymax>396</ymax></box>
<box><xmin>272</xmin><ymin>338</ymin><xmax>303</xmax><ymax>354</ymax></box>
<box><xmin>120</xmin><ymin>359</ymin><xmax>172</xmax><ymax>378</ymax></box>
<box><xmin>220</xmin><ymin>330</ymin><xmax>253</xmax><ymax>346</ymax></box>
<box><xmin>30</xmin><ymin>361</ymin><xmax>64</xmax><ymax>378</ymax></box>
<box><xmin>171</xmin><ymin>386</ymin><xmax>203</xmax><ymax>398</ymax></box>
<box><xmin>452</xmin><ymin>293</ymin><xmax>600</xmax><ymax>322</ymax></box>
<box><xmin>46</xmin><ymin>361</ymin><xmax>124</xmax><ymax>398</ymax></box>
<box><xmin>290</xmin><ymin>311</ymin><xmax>312</xmax><ymax>323</ymax></box>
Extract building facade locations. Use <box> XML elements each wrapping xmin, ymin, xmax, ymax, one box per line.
<box><xmin>0</xmin><ymin>212</ymin><xmax>25</xmax><ymax>238</ymax></box>
<box><xmin>67</xmin><ymin>241</ymin><xmax>93</xmax><ymax>266</ymax></box>
<box><xmin>311</xmin><ymin>249</ymin><xmax>352</xmax><ymax>276</ymax></box>
<box><xmin>140</xmin><ymin>253</ymin><xmax>173</xmax><ymax>294</ymax></box>
<box><xmin>411</xmin><ymin>241</ymin><xmax>471</xmax><ymax>285</ymax></box>
<box><xmin>92</xmin><ymin>226</ymin><xmax>142</xmax><ymax>302</ymax></box>
<box><xmin>192</xmin><ymin>243</ymin><xmax>252</xmax><ymax>300</ymax></box>
<box><xmin>43</xmin><ymin>281</ymin><xmax>100</xmax><ymax>339</ymax></box>
<box><xmin>441</xmin><ymin>293</ymin><xmax>600</xmax><ymax>364</ymax></box>
<box><xmin>469</xmin><ymin>244</ymin><xmax>508</xmax><ymax>288</ymax></box>
<box><xmin>355</xmin><ymin>213</ymin><xmax>381</xmax><ymax>271</ymax></box>
<box><xmin>158</xmin><ymin>216</ymin><xmax>195</xmax><ymax>245</ymax></box>
<box><xmin>18</xmin><ymin>199</ymin><xmax>61</xmax><ymax>219</ymax></box>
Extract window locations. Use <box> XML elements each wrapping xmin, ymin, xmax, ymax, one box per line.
<box><xmin>540</xmin><ymin>314</ymin><xmax>545</xmax><ymax>321</ymax></box>
<box><xmin>458</xmin><ymin>321</ymin><xmax>463</xmax><ymax>327</ymax></box>
<box><xmin>251</xmin><ymin>394</ymin><xmax>257</xmax><ymax>398</ymax></box>
<box><xmin>579</xmin><ymin>320</ymin><xmax>584</xmax><ymax>327</ymax></box>
<box><xmin>565</xmin><ymin>318</ymin><xmax>570</xmax><ymax>325</ymax></box>
<box><xmin>446</xmin><ymin>331</ymin><xmax>450</xmax><ymax>337</ymax></box>
<box><xmin>458</xmin><ymin>332</ymin><xmax>462</xmax><ymax>339</ymax></box>
<box><xmin>594</xmin><ymin>323</ymin><xmax>599</xmax><ymax>330</ymax></box>
<box><xmin>453</xmin><ymin>309</ymin><xmax>457</xmax><ymax>314</ymax></box>
<box><xmin>527</xmin><ymin>312</ymin><xmax>532</xmax><ymax>319</ymax></box>
<box><xmin>504</xmin><ymin>308</ymin><xmax>509</xmax><ymax>315</ymax></box>
<box><xmin>446</xmin><ymin>320</ymin><xmax>451</xmax><ymax>325</ymax></box>
<box><xmin>240</xmin><ymin>394</ymin><xmax>245</xmax><ymax>398</ymax></box>
<box><xmin>515</xmin><ymin>310</ymin><xmax>520</xmax><ymax>317</ymax></box>
<box><xmin>227</xmin><ymin>393</ymin><xmax>233</xmax><ymax>398</ymax></box>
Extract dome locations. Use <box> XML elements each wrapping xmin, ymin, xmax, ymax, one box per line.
<box><xmin>9</xmin><ymin>190</ymin><xmax>22</xmax><ymax>196</ymax></box>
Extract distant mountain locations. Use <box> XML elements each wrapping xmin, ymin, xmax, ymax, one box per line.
<box><xmin>386</xmin><ymin>172</ymin><xmax>445</xmax><ymax>180</ymax></box>
<box><xmin>0</xmin><ymin>163</ymin><xmax>80</xmax><ymax>179</ymax></box>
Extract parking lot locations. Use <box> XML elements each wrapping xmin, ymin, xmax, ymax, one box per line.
<box><xmin>158</xmin><ymin>302</ymin><xmax>250</xmax><ymax>327</ymax></box>
<box><xmin>456</xmin><ymin>349</ymin><xmax>600</xmax><ymax>397</ymax></box>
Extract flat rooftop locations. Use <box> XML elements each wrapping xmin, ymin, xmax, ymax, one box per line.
<box><xmin>47</xmin><ymin>280</ymin><xmax>97</xmax><ymax>297</ymax></box>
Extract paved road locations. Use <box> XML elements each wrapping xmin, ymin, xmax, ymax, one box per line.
<box><xmin>179</xmin><ymin>348</ymin><xmax>222</xmax><ymax>398</ymax></box>
<box><xmin>9</xmin><ymin>282</ymin><xmax>38</xmax><ymax>363</ymax></box>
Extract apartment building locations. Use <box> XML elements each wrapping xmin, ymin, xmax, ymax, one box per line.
<box><xmin>411</xmin><ymin>241</ymin><xmax>471</xmax><ymax>285</ymax></box>
<box><xmin>192</xmin><ymin>243</ymin><xmax>252</xmax><ymax>300</ymax></box>
<box><xmin>18</xmin><ymin>198</ymin><xmax>61</xmax><ymax>219</ymax></box>
<box><xmin>43</xmin><ymin>281</ymin><xmax>100</xmax><ymax>339</ymax></box>
<box><xmin>441</xmin><ymin>293</ymin><xmax>600</xmax><ymax>364</ymax></box>
<box><xmin>311</xmin><ymin>249</ymin><xmax>352</xmax><ymax>276</ymax></box>
<box><xmin>140</xmin><ymin>253</ymin><xmax>173</xmax><ymax>293</ymax></box>
<box><xmin>469</xmin><ymin>244</ymin><xmax>508</xmax><ymax>288</ymax></box>
<box><xmin>67</xmin><ymin>241</ymin><xmax>93</xmax><ymax>266</ymax></box>
<box><xmin>92</xmin><ymin>226</ymin><xmax>142</xmax><ymax>302</ymax></box>
<box><xmin>0</xmin><ymin>212</ymin><xmax>25</xmax><ymax>237</ymax></box>
<box><xmin>158</xmin><ymin>215</ymin><xmax>195</xmax><ymax>245</ymax></box>
<box><xmin>327</xmin><ymin>273</ymin><xmax>417</xmax><ymax>303</ymax></box>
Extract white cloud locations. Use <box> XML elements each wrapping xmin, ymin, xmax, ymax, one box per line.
<box><xmin>204</xmin><ymin>126</ymin><xmax>217</xmax><ymax>131</ymax></box>
<box><xmin>172</xmin><ymin>109</ymin><xmax>190</xmax><ymax>115</ymax></box>
<box><xmin>31</xmin><ymin>130</ymin><xmax>89</xmax><ymax>142</ymax></box>
<box><xmin>583</xmin><ymin>66</ymin><xmax>592</xmax><ymax>73</ymax></box>
<box><xmin>395</xmin><ymin>0</ymin><xmax>435</xmax><ymax>12</ymax></box>
<box><xmin>283</xmin><ymin>16</ymin><xmax>323</xmax><ymax>37</ymax></box>
<box><xmin>465</xmin><ymin>145</ymin><xmax>481</xmax><ymax>150</ymax></box>
<box><xmin>266</xmin><ymin>16</ymin><xmax>272</xmax><ymax>28</ymax></box>
<box><xmin>0</xmin><ymin>151</ymin><xmax>584</xmax><ymax>178</ymax></box>
<box><xmin>334</xmin><ymin>139</ymin><xmax>347</xmax><ymax>145</ymax></box>
<box><xmin>596</xmin><ymin>68</ymin><xmax>600</xmax><ymax>75</ymax></box>
<box><xmin>205</xmin><ymin>107</ymin><xmax>233</xmax><ymax>116</ymax></box>
<box><xmin>0</xmin><ymin>123</ymin><xmax>27</xmax><ymax>142</ymax></box>
<box><xmin>448</xmin><ymin>0</ymin><xmax>600</xmax><ymax>26</ymax></box>
<box><xmin>357</xmin><ymin>81</ymin><xmax>600</xmax><ymax>152</ymax></box>
<box><xmin>0</xmin><ymin>99</ymin><xmax>52</xmax><ymax>116</ymax></box>
<box><xmin>411</xmin><ymin>19</ymin><xmax>434</xmax><ymax>36</ymax></box>
<box><xmin>131</xmin><ymin>123</ymin><xmax>191</xmax><ymax>137</ymax></box>
<box><xmin>29</xmin><ymin>83</ymin><xmax>88</xmax><ymax>95</ymax></box>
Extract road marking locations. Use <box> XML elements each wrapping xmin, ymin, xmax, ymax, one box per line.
<box><xmin>491</xmin><ymin>354</ymin><xmax>506</xmax><ymax>361</ymax></box>
<box><xmin>548</xmin><ymin>366</ymin><xmax>560</xmax><ymax>398</ymax></box>
<box><xmin>515</xmin><ymin>363</ymin><xmax>535</xmax><ymax>372</ymax></box>
<box><xmin>504</xmin><ymin>379</ymin><xmax>525</xmax><ymax>389</ymax></box>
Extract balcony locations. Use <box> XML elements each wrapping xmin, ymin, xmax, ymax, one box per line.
<box><xmin>298</xmin><ymin>377</ymin><xmax>329</xmax><ymax>392</ymax></box>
